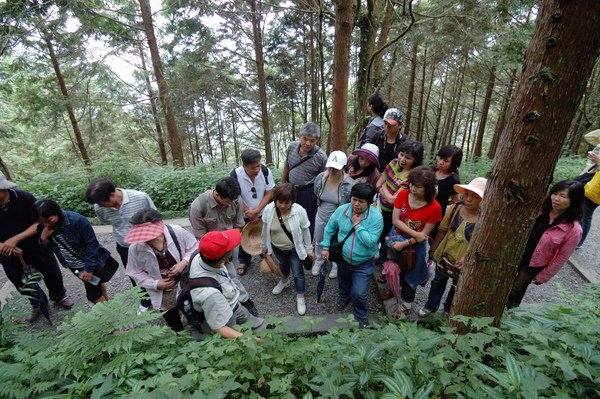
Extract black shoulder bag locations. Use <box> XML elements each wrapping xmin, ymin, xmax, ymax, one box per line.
<box><xmin>328</xmin><ymin>227</ymin><xmax>355</xmax><ymax>263</ymax></box>
<box><xmin>275</xmin><ymin>207</ymin><xmax>313</xmax><ymax>270</ymax></box>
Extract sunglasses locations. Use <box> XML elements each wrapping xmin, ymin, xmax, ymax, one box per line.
<box><xmin>251</xmin><ymin>187</ymin><xmax>257</xmax><ymax>199</ymax></box>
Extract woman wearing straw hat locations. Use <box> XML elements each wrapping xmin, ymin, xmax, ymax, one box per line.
<box><xmin>311</xmin><ymin>151</ymin><xmax>356</xmax><ymax>279</ymax></box>
<box><xmin>346</xmin><ymin>143</ymin><xmax>381</xmax><ymax>188</ymax></box>
<box><xmin>125</xmin><ymin>209</ymin><xmax>197</xmax><ymax>331</ymax></box>
<box><xmin>417</xmin><ymin>177</ymin><xmax>487</xmax><ymax>317</ymax></box>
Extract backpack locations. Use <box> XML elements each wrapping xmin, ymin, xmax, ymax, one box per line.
<box><xmin>176</xmin><ymin>250</ymin><xmax>223</xmax><ymax>326</ymax></box>
<box><xmin>230</xmin><ymin>165</ymin><xmax>270</xmax><ymax>185</ymax></box>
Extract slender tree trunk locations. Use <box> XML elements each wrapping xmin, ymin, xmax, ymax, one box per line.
<box><xmin>138</xmin><ymin>40</ymin><xmax>168</xmax><ymax>165</ymax></box>
<box><xmin>42</xmin><ymin>31</ymin><xmax>91</xmax><ymax>166</ymax></box>
<box><xmin>330</xmin><ymin>0</ymin><xmax>354</xmax><ymax>151</ymax></box>
<box><xmin>404</xmin><ymin>42</ymin><xmax>418</xmax><ymax>136</ymax></box>
<box><xmin>450</xmin><ymin>0</ymin><xmax>600</xmax><ymax>332</ymax></box>
<box><xmin>462</xmin><ymin>82</ymin><xmax>478</xmax><ymax>155</ymax></box>
<box><xmin>231</xmin><ymin>107</ymin><xmax>240</xmax><ymax>163</ymax></box>
<box><xmin>384</xmin><ymin>46</ymin><xmax>399</xmax><ymax>100</ymax></box>
<box><xmin>200</xmin><ymin>99</ymin><xmax>214</xmax><ymax>161</ymax></box>
<box><xmin>309</xmin><ymin>12</ymin><xmax>319</xmax><ymax>123</ymax></box>
<box><xmin>248</xmin><ymin>0</ymin><xmax>272</xmax><ymax>164</ymax></box>
<box><xmin>488</xmin><ymin>69</ymin><xmax>517</xmax><ymax>159</ymax></box>
<box><xmin>352</xmin><ymin>0</ymin><xmax>377</xmax><ymax>147</ymax></box>
<box><xmin>422</xmin><ymin>62</ymin><xmax>437</xmax><ymax>153</ymax></box>
<box><xmin>191</xmin><ymin>101</ymin><xmax>203</xmax><ymax>164</ymax></box>
<box><xmin>372</xmin><ymin>0</ymin><xmax>394</xmax><ymax>88</ymax></box>
<box><xmin>139</xmin><ymin>0</ymin><xmax>184</xmax><ymax>167</ymax></box>
<box><xmin>318</xmin><ymin>0</ymin><xmax>331</xmax><ymax>136</ymax></box>
<box><xmin>473</xmin><ymin>66</ymin><xmax>496</xmax><ymax>159</ymax></box>
<box><xmin>187</xmin><ymin>128</ymin><xmax>196</xmax><ymax>166</ymax></box>
<box><xmin>567</xmin><ymin>110</ymin><xmax>584</xmax><ymax>155</ymax></box>
<box><xmin>432</xmin><ymin>62</ymin><xmax>449</xmax><ymax>153</ymax></box>
<box><xmin>216</xmin><ymin>108</ymin><xmax>226</xmax><ymax>164</ymax></box>
<box><xmin>416</xmin><ymin>45</ymin><xmax>427</xmax><ymax>142</ymax></box>
<box><xmin>442</xmin><ymin>52</ymin><xmax>468</xmax><ymax>146</ymax></box>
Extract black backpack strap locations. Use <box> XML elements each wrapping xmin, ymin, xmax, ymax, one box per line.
<box><xmin>166</xmin><ymin>224</ymin><xmax>182</xmax><ymax>259</ymax></box>
<box><xmin>188</xmin><ymin>276</ymin><xmax>222</xmax><ymax>292</ymax></box>
<box><xmin>275</xmin><ymin>206</ymin><xmax>294</xmax><ymax>243</ymax></box>
<box><xmin>230</xmin><ymin>168</ymin><xmax>237</xmax><ymax>179</ymax></box>
<box><xmin>261</xmin><ymin>164</ymin><xmax>269</xmax><ymax>185</ymax></box>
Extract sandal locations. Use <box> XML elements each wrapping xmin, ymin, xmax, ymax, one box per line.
<box><xmin>237</xmin><ymin>263</ymin><xmax>249</xmax><ymax>276</ymax></box>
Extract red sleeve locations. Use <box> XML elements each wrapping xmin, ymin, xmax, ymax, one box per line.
<box><xmin>427</xmin><ymin>200</ymin><xmax>442</xmax><ymax>224</ymax></box>
<box><xmin>394</xmin><ymin>189</ymin><xmax>409</xmax><ymax>209</ymax></box>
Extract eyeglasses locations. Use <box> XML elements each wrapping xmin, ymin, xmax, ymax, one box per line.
<box><xmin>251</xmin><ymin>187</ymin><xmax>257</xmax><ymax>199</ymax></box>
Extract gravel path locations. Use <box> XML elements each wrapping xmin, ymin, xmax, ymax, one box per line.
<box><xmin>2</xmin><ymin>212</ymin><xmax>596</xmax><ymax>332</ymax></box>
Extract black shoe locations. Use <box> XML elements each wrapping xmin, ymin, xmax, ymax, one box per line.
<box><xmin>336</xmin><ymin>299</ymin><xmax>350</xmax><ymax>312</ymax></box>
<box><xmin>26</xmin><ymin>309</ymin><xmax>42</xmax><ymax>323</ymax></box>
<box><xmin>241</xmin><ymin>299</ymin><xmax>259</xmax><ymax>317</ymax></box>
<box><xmin>357</xmin><ymin>318</ymin><xmax>369</xmax><ymax>329</ymax></box>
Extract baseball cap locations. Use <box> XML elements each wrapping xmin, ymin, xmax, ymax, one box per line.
<box><xmin>384</xmin><ymin>108</ymin><xmax>405</xmax><ymax>125</ymax></box>
<box><xmin>325</xmin><ymin>151</ymin><xmax>347</xmax><ymax>170</ymax></box>
<box><xmin>199</xmin><ymin>229</ymin><xmax>242</xmax><ymax>260</ymax></box>
<box><xmin>0</xmin><ymin>173</ymin><xmax>16</xmax><ymax>190</ymax></box>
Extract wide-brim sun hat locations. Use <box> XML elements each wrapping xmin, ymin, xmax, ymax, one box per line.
<box><xmin>454</xmin><ymin>177</ymin><xmax>488</xmax><ymax>199</ymax></box>
<box><xmin>260</xmin><ymin>253</ymin><xmax>284</xmax><ymax>278</ymax></box>
<box><xmin>241</xmin><ymin>220</ymin><xmax>263</xmax><ymax>255</ymax></box>
<box><xmin>352</xmin><ymin>143</ymin><xmax>380</xmax><ymax>168</ymax></box>
<box><xmin>326</xmin><ymin>150</ymin><xmax>347</xmax><ymax>170</ymax></box>
<box><xmin>584</xmin><ymin>129</ymin><xmax>600</xmax><ymax>146</ymax></box>
<box><xmin>0</xmin><ymin>173</ymin><xmax>16</xmax><ymax>190</ymax></box>
<box><xmin>124</xmin><ymin>221</ymin><xmax>164</xmax><ymax>244</ymax></box>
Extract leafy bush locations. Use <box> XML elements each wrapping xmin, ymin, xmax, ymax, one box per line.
<box><xmin>1</xmin><ymin>285</ymin><xmax>599</xmax><ymax>398</ymax></box>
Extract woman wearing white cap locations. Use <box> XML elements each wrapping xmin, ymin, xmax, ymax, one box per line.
<box><xmin>417</xmin><ymin>177</ymin><xmax>487</xmax><ymax>317</ymax></box>
<box><xmin>312</xmin><ymin>151</ymin><xmax>356</xmax><ymax>278</ymax></box>
<box><xmin>125</xmin><ymin>209</ymin><xmax>197</xmax><ymax>331</ymax></box>
<box><xmin>346</xmin><ymin>143</ymin><xmax>381</xmax><ymax>188</ymax></box>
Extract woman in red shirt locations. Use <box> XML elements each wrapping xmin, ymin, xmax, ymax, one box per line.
<box><xmin>390</xmin><ymin>166</ymin><xmax>442</xmax><ymax>317</ymax></box>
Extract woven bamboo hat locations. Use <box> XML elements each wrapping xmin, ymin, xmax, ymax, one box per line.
<box><xmin>241</xmin><ymin>219</ymin><xmax>263</xmax><ymax>255</ymax></box>
<box><xmin>260</xmin><ymin>253</ymin><xmax>284</xmax><ymax>278</ymax></box>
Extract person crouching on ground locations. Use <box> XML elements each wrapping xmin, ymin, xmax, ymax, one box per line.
<box><xmin>321</xmin><ymin>183</ymin><xmax>383</xmax><ymax>329</ymax></box>
<box><xmin>417</xmin><ymin>177</ymin><xmax>487</xmax><ymax>317</ymax></box>
<box><xmin>507</xmin><ymin>180</ymin><xmax>584</xmax><ymax>308</ymax></box>
<box><xmin>36</xmin><ymin>199</ymin><xmax>118</xmax><ymax>305</ymax></box>
<box><xmin>125</xmin><ymin>208</ymin><xmax>197</xmax><ymax>331</ymax></box>
<box><xmin>261</xmin><ymin>183</ymin><xmax>315</xmax><ymax>316</ymax></box>
<box><xmin>190</xmin><ymin>229</ymin><xmax>264</xmax><ymax>338</ymax></box>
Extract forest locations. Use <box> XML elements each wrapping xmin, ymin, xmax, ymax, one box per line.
<box><xmin>1</xmin><ymin>0</ymin><xmax>598</xmax><ymax>179</ymax></box>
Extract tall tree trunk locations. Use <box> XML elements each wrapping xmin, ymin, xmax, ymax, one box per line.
<box><xmin>404</xmin><ymin>42</ymin><xmax>418</xmax><ymax>136</ymax></box>
<box><xmin>442</xmin><ymin>52</ymin><xmax>468</xmax><ymax>146</ymax></box>
<box><xmin>231</xmin><ymin>107</ymin><xmax>240</xmax><ymax>163</ymax></box>
<box><xmin>352</xmin><ymin>0</ymin><xmax>377</xmax><ymax>147</ymax></box>
<box><xmin>318</xmin><ymin>0</ymin><xmax>331</xmax><ymax>138</ymax></box>
<box><xmin>450</xmin><ymin>0</ymin><xmax>600</xmax><ymax>332</ymax></box>
<box><xmin>415</xmin><ymin>45</ymin><xmax>427</xmax><ymax>142</ymax></box>
<box><xmin>138</xmin><ymin>0</ymin><xmax>184</xmax><ymax>167</ymax></box>
<box><xmin>473</xmin><ymin>66</ymin><xmax>496</xmax><ymax>159</ymax></box>
<box><xmin>187</xmin><ymin>128</ymin><xmax>196</xmax><ymax>166</ymax></box>
<box><xmin>216</xmin><ymin>108</ymin><xmax>226</xmax><ymax>164</ymax></box>
<box><xmin>432</xmin><ymin>62</ymin><xmax>449</xmax><ymax>153</ymax></box>
<box><xmin>42</xmin><ymin>31</ymin><xmax>91</xmax><ymax>166</ymax></box>
<box><xmin>567</xmin><ymin>110</ymin><xmax>584</xmax><ymax>155</ymax></box>
<box><xmin>462</xmin><ymin>82</ymin><xmax>478</xmax><ymax>156</ymax></box>
<box><xmin>372</xmin><ymin>0</ymin><xmax>394</xmax><ymax>88</ymax></box>
<box><xmin>330</xmin><ymin>0</ymin><xmax>354</xmax><ymax>151</ymax></box>
<box><xmin>488</xmin><ymin>69</ymin><xmax>517</xmax><ymax>159</ymax></box>
<box><xmin>384</xmin><ymin>46</ymin><xmax>399</xmax><ymax>100</ymax></box>
<box><xmin>138</xmin><ymin>39</ymin><xmax>167</xmax><ymax>165</ymax></box>
<box><xmin>191</xmin><ymin>101</ymin><xmax>203</xmax><ymax>164</ymax></box>
<box><xmin>0</xmin><ymin>156</ymin><xmax>11</xmax><ymax>180</ymax></box>
<box><xmin>200</xmin><ymin>99</ymin><xmax>214</xmax><ymax>161</ymax></box>
<box><xmin>309</xmin><ymin>11</ymin><xmax>319</xmax><ymax>123</ymax></box>
<box><xmin>248</xmin><ymin>0</ymin><xmax>272</xmax><ymax>165</ymax></box>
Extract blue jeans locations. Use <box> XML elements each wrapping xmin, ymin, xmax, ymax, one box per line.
<box><xmin>272</xmin><ymin>246</ymin><xmax>305</xmax><ymax>294</ymax></box>
<box><xmin>424</xmin><ymin>270</ymin><xmax>458</xmax><ymax>312</ymax></box>
<box><xmin>579</xmin><ymin>197</ymin><xmax>598</xmax><ymax>246</ymax></box>
<box><xmin>337</xmin><ymin>257</ymin><xmax>375</xmax><ymax>321</ymax></box>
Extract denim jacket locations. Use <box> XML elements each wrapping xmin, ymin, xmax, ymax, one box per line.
<box><xmin>40</xmin><ymin>211</ymin><xmax>110</xmax><ymax>272</ymax></box>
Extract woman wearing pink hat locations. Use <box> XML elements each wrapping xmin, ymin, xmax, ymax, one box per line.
<box><xmin>346</xmin><ymin>143</ymin><xmax>381</xmax><ymax>188</ymax></box>
<box><xmin>125</xmin><ymin>209</ymin><xmax>197</xmax><ymax>331</ymax></box>
<box><xmin>417</xmin><ymin>177</ymin><xmax>487</xmax><ymax>317</ymax></box>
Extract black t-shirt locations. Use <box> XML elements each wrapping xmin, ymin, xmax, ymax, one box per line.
<box><xmin>436</xmin><ymin>174</ymin><xmax>460</xmax><ymax>216</ymax></box>
<box><xmin>369</xmin><ymin>133</ymin><xmax>408</xmax><ymax>173</ymax></box>
<box><xmin>0</xmin><ymin>189</ymin><xmax>40</xmax><ymax>252</ymax></box>
<box><xmin>520</xmin><ymin>213</ymin><xmax>562</xmax><ymax>268</ymax></box>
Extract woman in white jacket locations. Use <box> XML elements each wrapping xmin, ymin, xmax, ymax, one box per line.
<box><xmin>262</xmin><ymin>184</ymin><xmax>315</xmax><ymax>315</ymax></box>
<box><xmin>125</xmin><ymin>208</ymin><xmax>197</xmax><ymax>331</ymax></box>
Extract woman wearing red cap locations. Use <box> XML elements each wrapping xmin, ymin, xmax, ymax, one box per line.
<box><xmin>125</xmin><ymin>209</ymin><xmax>197</xmax><ymax>331</ymax></box>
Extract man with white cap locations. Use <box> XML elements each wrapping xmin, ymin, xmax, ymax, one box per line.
<box><xmin>189</xmin><ymin>229</ymin><xmax>264</xmax><ymax>338</ymax></box>
<box><xmin>312</xmin><ymin>151</ymin><xmax>356</xmax><ymax>278</ymax></box>
<box><xmin>0</xmin><ymin>173</ymin><xmax>73</xmax><ymax>321</ymax></box>
<box><xmin>368</xmin><ymin>108</ymin><xmax>409</xmax><ymax>173</ymax></box>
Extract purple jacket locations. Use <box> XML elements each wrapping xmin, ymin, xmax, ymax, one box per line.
<box><xmin>530</xmin><ymin>220</ymin><xmax>582</xmax><ymax>284</ymax></box>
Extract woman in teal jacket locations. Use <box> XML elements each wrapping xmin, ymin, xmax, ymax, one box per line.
<box><xmin>321</xmin><ymin>183</ymin><xmax>383</xmax><ymax>328</ymax></box>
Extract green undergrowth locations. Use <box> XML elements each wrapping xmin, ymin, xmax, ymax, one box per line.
<box><xmin>18</xmin><ymin>156</ymin><xmax>584</xmax><ymax>219</ymax></box>
<box><xmin>1</xmin><ymin>285</ymin><xmax>598</xmax><ymax>398</ymax></box>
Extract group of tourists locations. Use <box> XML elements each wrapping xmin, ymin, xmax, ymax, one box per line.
<box><xmin>1</xmin><ymin>92</ymin><xmax>598</xmax><ymax>338</ymax></box>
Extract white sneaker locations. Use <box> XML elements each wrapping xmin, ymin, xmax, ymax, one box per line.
<box><xmin>329</xmin><ymin>263</ymin><xmax>338</xmax><ymax>279</ymax></box>
<box><xmin>137</xmin><ymin>304</ymin><xmax>149</xmax><ymax>315</ymax></box>
<box><xmin>272</xmin><ymin>278</ymin><xmax>291</xmax><ymax>295</ymax></box>
<box><xmin>296</xmin><ymin>296</ymin><xmax>306</xmax><ymax>315</ymax></box>
<box><xmin>311</xmin><ymin>262</ymin><xmax>321</xmax><ymax>276</ymax></box>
